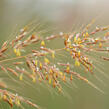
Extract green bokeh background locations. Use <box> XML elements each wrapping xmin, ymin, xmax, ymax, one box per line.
<box><xmin>0</xmin><ymin>0</ymin><xmax>109</xmax><ymax>109</ymax></box>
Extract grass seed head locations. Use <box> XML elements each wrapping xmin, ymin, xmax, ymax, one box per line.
<box><xmin>0</xmin><ymin>20</ymin><xmax>109</xmax><ymax>108</ymax></box>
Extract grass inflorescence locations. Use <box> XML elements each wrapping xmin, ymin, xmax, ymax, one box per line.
<box><xmin>0</xmin><ymin>19</ymin><xmax>109</xmax><ymax>108</ymax></box>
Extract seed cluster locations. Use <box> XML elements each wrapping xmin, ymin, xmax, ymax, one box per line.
<box><xmin>0</xmin><ymin>21</ymin><xmax>109</xmax><ymax>108</ymax></box>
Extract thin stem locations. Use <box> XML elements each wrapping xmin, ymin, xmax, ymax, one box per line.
<box><xmin>0</xmin><ymin>55</ymin><xmax>26</xmax><ymax>63</ymax></box>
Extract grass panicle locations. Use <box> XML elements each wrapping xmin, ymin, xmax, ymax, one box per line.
<box><xmin>0</xmin><ymin>20</ymin><xmax>109</xmax><ymax>108</ymax></box>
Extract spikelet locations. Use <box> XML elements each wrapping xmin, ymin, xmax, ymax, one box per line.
<box><xmin>44</xmin><ymin>57</ymin><xmax>50</xmax><ymax>64</ymax></box>
<box><xmin>77</xmin><ymin>51</ymin><xmax>81</xmax><ymax>57</ymax></box>
<box><xmin>32</xmin><ymin>76</ymin><xmax>36</xmax><ymax>83</ymax></box>
<box><xmin>66</xmin><ymin>66</ymin><xmax>70</xmax><ymax>73</ymax></box>
<box><xmin>63</xmin><ymin>74</ymin><xmax>66</xmax><ymax>82</ymax></box>
<box><xmin>51</xmin><ymin>52</ymin><xmax>55</xmax><ymax>59</ymax></box>
<box><xmin>13</xmin><ymin>48</ymin><xmax>21</xmax><ymax>56</ymax></box>
<box><xmin>41</xmin><ymin>40</ymin><xmax>45</xmax><ymax>47</ymax></box>
<box><xmin>75</xmin><ymin>59</ymin><xmax>80</xmax><ymax>67</ymax></box>
<box><xmin>39</xmin><ymin>62</ymin><xmax>42</xmax><ymax>70</ymax></box>
<box><xmin>19</xmin><ymin>73</ymin><xmax>23</xmax><ymax>81</ymax></box>
<box><xmin>35</xmin><ymin>60</ymin><xmax>38</xmax><ymax>66</ymax></box>
<box><xmin>49</xmin><ymin>78</ymin><xmax>52</xmax><ymax>84</ymax></box>
<box><xmin>86</xmin><ymin>32</ymin><xmax>89</xmax><ymax>37</ymax></box>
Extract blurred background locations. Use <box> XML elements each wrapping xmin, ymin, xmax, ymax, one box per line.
<box><xmin>0</xmin><ymin>0</ymin><xmax>109</xmax><ymax>109</ymax></box>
